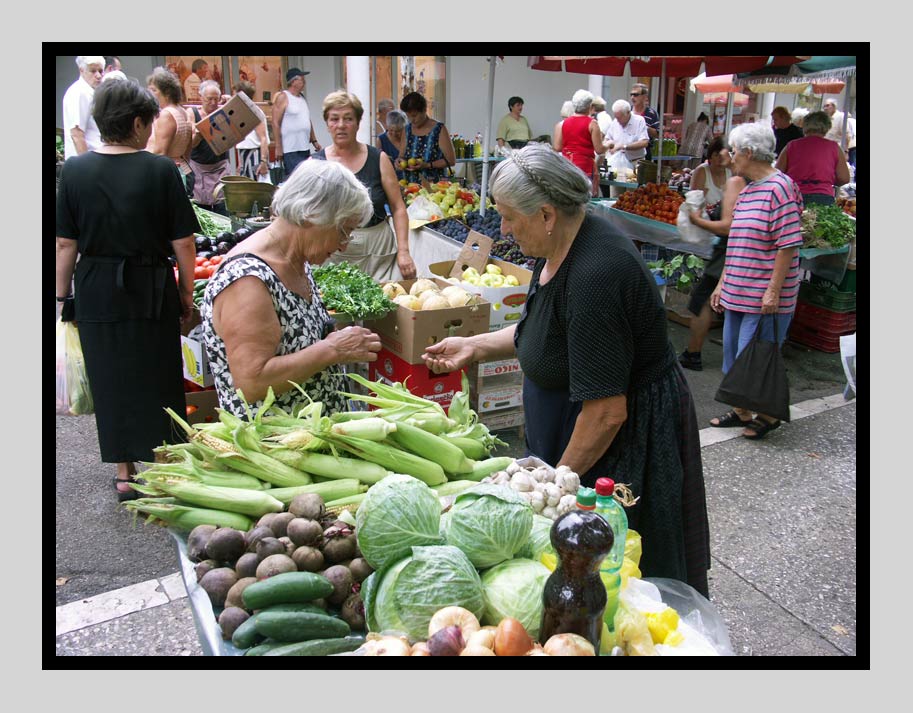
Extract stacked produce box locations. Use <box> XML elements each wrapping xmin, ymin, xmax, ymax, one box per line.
<box><xmin>791</xmin><ymin>205</ymin><xmax>857</xmax><ymax>353</ymax></box>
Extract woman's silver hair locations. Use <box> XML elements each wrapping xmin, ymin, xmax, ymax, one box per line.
<box><xmin>571</xmin><ymin>89</ymin><xmax>594</xmax><ymax>114</ymax></box>
<box><xmin>385</xmin><ymin>109</ymin><xmax>407</xmax><ymax>130</ymax></box>
<box><xmin>592</xmin><ymin>96</ymin><xmax>606</xmax><ymax>112</ymax></box>
<box><xmin>790</xmin><ymin>107</ymin><xmax>809</xmax><ymax>126</ymax></box>
<box><xmin>800</xmin><ymin>110</ymin><xmax>832</xmax><ymax>136</ymax></box>
<box><xmin>729</xmin><ymin>122</ymin><xmax>777</xmax><ymax>164</ymax></box>
<box><xmin>199</xmin><ymin>80</ymin><xmax>221</xmax><ymax>97</ymax></box>
<box><xmin>271</xmin><ymin>159</ymin><xmax>373</xmax><ymax>230</ymax></box>
<box><xmin>559</xmin><ymin>100</ymin><xmax>574</xmax><ymax>118</ymax></box>
<box><xmin>490</xmin><ymin>142</ymin><xmax>591</xmax><ymax>217</ymax></box>
<box><xmin>612</xmin><ymin>99</ymin><xmax>632</xmax><ymax>115</ymax></box>
<box><xmin>76</xmin><ymin>56</ymin><xmax>105</xmax><ymax>71</ymax></box>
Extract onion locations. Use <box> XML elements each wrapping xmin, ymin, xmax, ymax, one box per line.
<box><xmin>543</xmin><ymin>633</ymin><xmax>596</xmax><ymax>656</ymax></box>
<box><xmin>466</xmin><ymin>627</ymin><xmax>497</xmax><ymax>650</ymax></box>
<box><xmin>362</xmin><ymin>636</ymin><xmax>412</xmax><ymax>656</ymax></box>
<box><xmin>428</xmin><ymin>606</ymin><xmax>481</xmax><ymax>641</ymax></box>
<box><xmin>410</xmin><ymin>642</ymin><xmax>431</xmax><ymax>656</ymax></box>
<box><xmin>427</xmin><ymin>625</ymin><xmax>465</xmax><ymax>656</ymax></box>
<box><xmin>493</xmin><ymin>618</ymin><xmax>534</xmax><ymax>656</ymax></box>
<box><xmin>460</xmin><ymin>644</ymin><xmax>497</xmax><ymax>656</ymax></box>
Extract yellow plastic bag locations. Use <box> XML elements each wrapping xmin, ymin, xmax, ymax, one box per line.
<box><xmin>56</xmin><ymin>318</ymin><xmax>94</xmax><ymax>416</ymax></box>
<box><xmin>614</xmin><ymin>599</ymin><xmax>658</xmax><ymax>656</ymax></box>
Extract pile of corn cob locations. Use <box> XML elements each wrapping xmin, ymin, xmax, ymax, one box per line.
<box><xmin>123</xmin><ymin>374</ymin><xmax>513</xmax><ymax>531</ymax></box>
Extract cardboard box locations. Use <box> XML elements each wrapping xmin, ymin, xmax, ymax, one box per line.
<box><xmin>474</xmin><ymin>385</ymin><xmax>524</xmax><ymax>413</ymax></box>
<box><xmin>180</xmin><ymin>308</ymin><xmax>214</xmax><ymax>388</ymax></box>
<box><xmin>477</xmin><ymin>358</ymin><xmax>522</xmax><ymax>379</ymax></box>
<box><xmin>429</xmin><ymin>256</ymin><xmax>532</xmax><ymax>332</ymax></box>
<box><xmin>186</xmin><ymin>389</ymin><xmax>219</xmax><ymax>425</ymax></box>
<box><xmin>480</xmin><ymin>406</ymin><xmax>525</xmax><ymax>431</ymax></box>
<box><xmin>194</xmin><ymin>92</ymin><xmax>262</xmax><ymax>155</ymax></box>
<box><xmin>363</xmin><ymin>278</ymin><xmax>490</xmax><ymax>365</ymax></box>
<box><xmin>369</xmin><ymin>348</ymin><xmax>465</xmax><ymax>410</ymax></box>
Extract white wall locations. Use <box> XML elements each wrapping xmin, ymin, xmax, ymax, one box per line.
<box><xmin>446</xmin><ymin>56</ymin><xmax>595</xmax><ymax>147</ymax></box>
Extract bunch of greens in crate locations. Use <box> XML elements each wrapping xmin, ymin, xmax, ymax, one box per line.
<box><xmin>312</xmin><ymin>262</ymin><xmax>396</xmax><ymax>319</ymax></box>
<box><xmin>193</xmin><ymin>203</ymin><xmax>230</xmax><ymax>238</ymax></box>
<box><xmin>800</xmin><ymin>204</ymin><xmax>855</xmax><ymax>249</ymax></box>
<box><xmin>647</xmin><ymin>253</ymin><xmax>705</xmax><ymax>292</ymax></box>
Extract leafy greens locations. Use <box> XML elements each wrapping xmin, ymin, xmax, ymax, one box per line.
<box><xmin>311</xmin><ymin>261</ymin><xmax>396</xmax><ymax>320</ymax></box>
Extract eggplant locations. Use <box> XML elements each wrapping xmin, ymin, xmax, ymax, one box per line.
<box><xmin>216</xmin><ymin>231</ymin><xmax>234</xmax><ymax>244</ymax></box>
<box><xmin>216</xmin><ymin>241</ymin><xmax>232</xmax><ymax>255</ymax></box>
<box><xmin>234</xmin><ymin>227</ymin><xmax>252</xmax><ymax>241</ymax></box>
<box><xmin>198</xmin><ymin>250</ymin><xmax>215</xmax><ymax>259</ymax></box>
<box><xmin>195</xmin><ymin>235</ymin><xmax>212</xmax><ymax>251</ymax></box>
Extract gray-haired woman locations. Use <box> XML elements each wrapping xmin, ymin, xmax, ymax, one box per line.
<box><xmin>774</xmin><ymin>110</ymin><xmax>851</xmax><ymax>205</ymax></box>
<box><xmin>200</xmin><ymin>158</ymin><xmax>382</xmax><ymax>419</ymax></box>
<box><xmin>554</xmin><ymin>89</ymin><xmax>604</xmax><ymax>196</ymax></box>
<box><xmin>422</xmin><ymin>143</ymin><xmax>711</xmax><ymax>597</ymax></box>
<box><xmin>708</xmin><ymin>123</ymin><xmax>804</xmax><ymax>440</ymax></box>
<box><xmin>376</xmin><ymin>109</ymin><xmax>407</xmax><ymax>179</ymax></box>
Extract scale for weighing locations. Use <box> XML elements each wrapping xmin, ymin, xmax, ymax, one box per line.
<box><xmin>213</xmin><ymin>176</ymin><xmax>276</xmax><ymax>219</ymax></box>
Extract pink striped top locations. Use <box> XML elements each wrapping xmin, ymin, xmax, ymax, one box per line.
<box><xmin>721</xmin><ymin>171</ymin><xmax>804</xmax><ymax>314</ymax></box>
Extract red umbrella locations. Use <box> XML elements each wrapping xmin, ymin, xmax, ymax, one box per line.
<box><xmin>528</xmin><ymin>56</ymin><xmax>808</xmax><ymax>76</ymax></box>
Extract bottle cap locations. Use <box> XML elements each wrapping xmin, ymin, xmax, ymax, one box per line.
<box><xmin>595</xmin><ymin>478</ymin><xmax>615</xmax><ymax>496</ymax></box>
<box><xmin>576</xmin><ymin>487</ymin><xmax>597</xmax><ymax>509</ymax></box>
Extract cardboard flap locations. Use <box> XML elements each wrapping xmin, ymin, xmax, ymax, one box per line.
<box><xmin>449</xmin><ymin>231</ymin><xmax>494</xmax><ymax>278</ymax></box>
<box><xmin>194</xmin><ymin>93</ymin><xmax>262</xmax><ymax>155</ymax></box>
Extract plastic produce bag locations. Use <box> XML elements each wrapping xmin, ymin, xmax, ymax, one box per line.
<box><xmin>615</xmin><ymin>577</ymin><xmax>734</xmax><ymax>656</ymax></box>
<box><xmin>606</xmin><ymin>150</ymin><xmax>634</xmax><ymax>173</ymax></box>
<box><xmin>676</xmin><ymin>190</ymin><xmax>715</xmax><ymax>246</ymax></box>
<box><xmin>56</xmin><ymin>317</ymin><xmax>94</xmax><ymax>416</ymax></box>
<box><xmin>406</xmin><ymin>195</ymin><xmax>443</xmax><ymax>222</ymax></box>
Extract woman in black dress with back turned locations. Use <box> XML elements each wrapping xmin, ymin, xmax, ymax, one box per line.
<box><xmin>422</xmin><ymin>143</ymin><xmax>711</xmax><ymax>597</ymax></box>
<box><xmin>56</xmin><ymin>78</ymin><xmax>199</xmax><ymax>500</ymax></box>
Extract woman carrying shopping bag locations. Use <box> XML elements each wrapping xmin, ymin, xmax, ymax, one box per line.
<box><xmin>707</xmin><ymin>123</ymin><xmax>803</xmax><ymax>440</ymax></box>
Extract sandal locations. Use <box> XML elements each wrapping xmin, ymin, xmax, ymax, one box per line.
<box><xmin>112</xmin><ymin>476</ymin><xmax>141</xmax><ymax>502</ymax></box>
<box><xmin>742</xmin><ymin>418</ymin><xmax>781</xmax><ymax>440</ymax></box>
<box><xmin>709</xmin><ymin>410</ymin><xmax>754</xmax><ymax>428</ymax></box>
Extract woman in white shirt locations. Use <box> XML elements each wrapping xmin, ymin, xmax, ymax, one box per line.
<box><xmin>233</xmin><ymin>81</ymin><xmax>270</xmax><ymax>181</ymax></box>
<box><xmin>689</xmin><ymin>136</ymin><xmax>731</xmax><ymax>208</ymax></box>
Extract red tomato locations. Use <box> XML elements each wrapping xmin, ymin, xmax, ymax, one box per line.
<box><xmin>194</xmin><ymin>266</ymin><xmax>208</xmax><ymax>279</ymax></box>
<box><xmin>209</xmin><ymin>255</ymin><xmax>222</xmax><ymax>264</ymax></box>
<box><xmin>195</xmin><ymin>256</ymin><xmax>206</xmax><ymax>265</ymax></box>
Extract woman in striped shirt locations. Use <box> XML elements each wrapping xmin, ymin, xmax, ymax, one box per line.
<box><xmin>708</xmin><ymin>123</ymin><xmax>804</xmax><ymax>440</ymax></box>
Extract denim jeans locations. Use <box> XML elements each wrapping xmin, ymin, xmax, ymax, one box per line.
<box><xmin>722</xmin><ymin>310</ymin><xmax>794</xmax><ymax>374</ymax></box>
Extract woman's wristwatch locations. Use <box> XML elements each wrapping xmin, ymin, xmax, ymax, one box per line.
<box><xmin>57</xmin><ymin>294</ymin><xmax>73</xmax><ymax>302</ymax></box>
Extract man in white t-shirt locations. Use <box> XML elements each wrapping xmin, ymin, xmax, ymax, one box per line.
<box><xmin>603</xmin><ymin>99</ymin><xmax>650</xmax><ymax>164</ymax></box>
<box><xmin>184</xmin><ymin>59</ymin><xmax>209</xmax><ymax>103</ymax></box>
<box><xmin>62</xmin><ymin>56</ymin><xmax>104</xmax><ymax>160</ymax></box>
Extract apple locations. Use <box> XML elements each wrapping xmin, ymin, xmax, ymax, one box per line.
<box><xmin>407</xmin><ymin>158</ymin><xmax>420</xmax><ymax>168</ymax></box>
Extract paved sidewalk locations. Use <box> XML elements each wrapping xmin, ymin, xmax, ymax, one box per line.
<box><xmin>55</xmin><ymin>395</ymin><xmax>856</xmax><ymax>657</ymax></box>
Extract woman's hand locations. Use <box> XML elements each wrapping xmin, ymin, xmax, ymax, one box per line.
<box><xmin>257</xmin><ymin>162</ymin><xmax>269</xmax><ymax>177</ymax></box>
<box><xmin>422</xmin><ymin>337</ymin><xmax>475</xmax><ymax>374</ymax></box>
<box><xmin>709</xmin><ymin>285</ymin><xmax>724</xmax><ymax>314</ymax></box>
<box><xmin>688</xmin><ymin>209</ymin><xmax>701</xmax><ymax>225</ymax></box>
<box><xmin>397</xmin><ymin>251</ymin><xmax>417</xmax><ymax>280</ymax></box>
<box><xmin>760</xmin><ymin>286</ymin><xmax>780</xmax><ymax>315</ymax></box>
<box><xmin>179</xmin><ymin>288</ymin><xmax>194</xmax><ymax>323</ymax></box>
<box><xmin>323</xmin><ymin>326</ymin><xmax>382</xmax><ymax>364</ymax></box>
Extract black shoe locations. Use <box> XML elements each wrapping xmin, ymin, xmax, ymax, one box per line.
<box><xmin>678</xmin><ymin>350</ymin><xmax>703</xmax><ymax>371</ymax></box>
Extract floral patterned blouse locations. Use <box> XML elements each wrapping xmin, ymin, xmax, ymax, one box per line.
<box><xmin>200</xmin><ymin>253</ymin><xmax>349</xmax><ymax>419</ymax></box>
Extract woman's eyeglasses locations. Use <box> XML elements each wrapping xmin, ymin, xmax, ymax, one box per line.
<box><xmin>337</xmin><ymin>225</ymin><xmax>353</xmax><ymax>249</ymax></box>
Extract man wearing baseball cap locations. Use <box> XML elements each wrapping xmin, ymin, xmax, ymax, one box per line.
<box><xmin>272</xmin><ymin>67</ymin><xmax>321</xmax><ymax>178</ymax></box>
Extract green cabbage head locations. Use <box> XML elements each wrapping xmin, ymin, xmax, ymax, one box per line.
<box><xmin>361</xmin><ymin>545</ymin><xmax>485</xmax><ymax>641</ymax></box>
<box><xmin>481</xmin><ymin>557</ymin><xmax>552</xmax><ymax>639</ymax></box>
<box><xmin>355</xmin><ymin>474</ymin><xmax>444</xmax><ymax>571</ymax></box>
<box><xmin>444</xmin><ymin>483</ymin><xmax>533</xmax><ymax>568</ymax></box>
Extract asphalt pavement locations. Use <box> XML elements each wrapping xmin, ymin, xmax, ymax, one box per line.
<box><xmin>54</xmin><ymin>320</ymin><xmax>857</xmax><ymax>658</ymax></box>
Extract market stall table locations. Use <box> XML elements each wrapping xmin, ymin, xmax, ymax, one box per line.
<box><xmin>593</xmin><ymin>202</ymin><xmax>715</xmax><ymax>259</ymax></box>
<box><xmin>407</xmin><ymin>223</ymin><xmax>468</xmax><ymax>277</ymax></box>
<box><xmin>455</xmin><ymin>156</ymin><xmax>506</xmax><ymax>184</ymax></box>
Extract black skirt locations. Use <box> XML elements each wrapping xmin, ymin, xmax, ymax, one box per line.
<box><xmin>78</xmin><ymin>317</ymin><xmax>186</xmax><ymax>463</ymax></box>
<box><xmin>523</xmin><ymin>355</ymin><xmax>711</xmax><ymax>597</ymax></box>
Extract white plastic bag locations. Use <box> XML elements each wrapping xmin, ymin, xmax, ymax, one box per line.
<box><xmin>406</xmin><ymin>194</ymin><xmax>442</xmax><ymax>222</ymax></box>
<box><xmin>257</xmin><ymin>171</ymin><xmax>272</xmax><ymax>184</ymax></box>
<box><xmin>676</xmin><ymin>189</ymin><xmax>716</xmax><ymax>246</ymax></box>
<box><xmin>56</xmin><ymin>317</ymin><xmax>94</xmax><ymax>416</ymax></box>
<box><xmin>606</xmin><ymin>150</ymin><xmax>634</xmax><ymax>173</ymax></box>
<box><xmin>840</xmin><ymin>332</ymin><xmax>856</xmax><ymax>399</ymax></box>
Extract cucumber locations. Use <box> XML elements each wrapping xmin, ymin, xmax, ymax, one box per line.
<box><xmin>254</xmin><ymin>611</ymin><xmax>350</xmax><ymax>643</ymax></box>
<box><xmin>230</xmin><ymin>603</ymin><xmax>325</xmax><ymax>650</ymax></box>
<box><xmin>261</xmin><ymin>636</ymin><xmax>365</xmax><ymax>657</ymax></box>
<box><xmin>244</xmin><ymin>641</ymin><xmax>286</xmax><ymax>656</ymax></box>
<box><xmin>241</xmin><ymin>572</ymin><xmax>333</xmax><ymax>611</ymax></box>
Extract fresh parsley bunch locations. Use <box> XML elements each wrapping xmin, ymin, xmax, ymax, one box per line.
<box><xmin>312</xmin><ymin>262</ymin><xmax>396</xmax><ymax>320</ymax></box>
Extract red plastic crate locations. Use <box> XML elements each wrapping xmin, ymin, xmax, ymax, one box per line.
<box><xmin>794</xmin><ymin>300</ymin><xmax>856</xmax><ymax>333</ymax></box>
<box><xmin>787</xmin><ymin>321</ymin><xmax>853</xmax><ymax>353</ymax></box>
